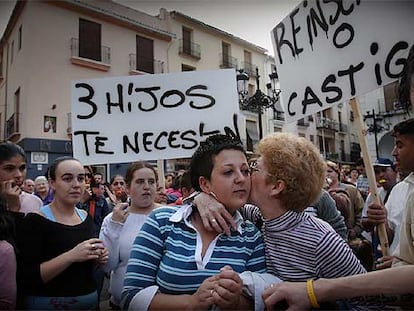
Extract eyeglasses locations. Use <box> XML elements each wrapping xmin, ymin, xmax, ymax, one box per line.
<box><xmin>249</xmin><ymin>161</ymin><xmax>276</xmax><ymax>178</ymax></box>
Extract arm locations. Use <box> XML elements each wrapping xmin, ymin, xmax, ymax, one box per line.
<box><xmin>316</xmin><ymin>231</ymin><xmax>366</xmax><ymax>278</ymax></box>
<box><xmin>17</xmin><ymin>215</ymin><xmax>105</xmax><ymax>285</ymax></box>
<box><xmin>262</xmin><ymin>265</ymin><xmax>414</xmax><ymax>309</ymax></box>
<box><xmin>99</xmin><ymin>211</ymin><xmax>123</xmax><ymax>272</ymax></box>
<box><xmin>0</xmin><ymin>242</ymin><xmax>16</xmax><ymax>310</ymax></box>
<box><xmin>315</xmin><ymin>191</ymin><xmax>348</xmax><ymax>240</ymax></box>
<box><xmin>193</xmin><ymin>192</ymin><xmax>236</xmax><ymax>235</ymax></box>
<box><xmin>40</xmin><ymin>237</ymin><xmax>105</xmax><ymax>283</ymax></box>
<box><xmin>351</xmin><ymin>189</ymin><xmax>365</xmax><ymax>238</ymax></box>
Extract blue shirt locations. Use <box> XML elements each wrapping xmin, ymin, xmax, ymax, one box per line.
<box><xmin>121</xmin><ymin>205</ymin><xmax>266</xmax><ymax>309</ymax></box>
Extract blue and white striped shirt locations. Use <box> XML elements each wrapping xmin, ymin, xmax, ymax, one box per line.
<box><xmin>122</xmin><ymin>205</ymin><xmax>266</xmax><ymax>309</ymax></box>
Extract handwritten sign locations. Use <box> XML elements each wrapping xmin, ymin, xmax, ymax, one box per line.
<box><xmin>71</xmin><ymin>69</ymin><xmax>240</xmax><ymax>165</ymax></box>
<box><xmin>271</xmin><ymin>0</ymin><xmax>414</xmax><ymax>123</ymax></box>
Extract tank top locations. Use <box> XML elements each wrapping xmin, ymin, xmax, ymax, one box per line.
<box><xmin>40</xmin><ymin>204</ymin><xmax>87</xmax><ymax>222</ymax></box>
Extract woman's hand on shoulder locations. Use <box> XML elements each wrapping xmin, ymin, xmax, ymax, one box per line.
<box><xmin>194</xmin><ymin>192</ymin><xmax>236</xmax><ymax>236</ymax></box>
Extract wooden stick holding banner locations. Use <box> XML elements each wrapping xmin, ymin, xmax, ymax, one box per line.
<box><xmin>349</xmin><ymin>98</ymin><xmax>390</xmax><ymax>256</ymax></box>
<box><xmin>157</xmin><ymin>159</ymin><xmax>165</xmax><ymax>192</ymax></box>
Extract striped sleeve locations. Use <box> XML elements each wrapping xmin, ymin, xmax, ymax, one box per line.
<box><xmin>121</xmin><ymin>208</ymin><xmax>171</xmax><ymax>309</ymax></box>
<box><xmin>315</xmin><ymin>231</ymin><xmax>367</xmax><ymax>278</ymax></box>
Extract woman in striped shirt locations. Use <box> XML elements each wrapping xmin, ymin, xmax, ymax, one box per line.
<box><xmin>194</xmin><ymin>133</ymin><xmax>366</xmax><ymax>307</ymax></box>
<box><xmin>122</xmin><ymin>134</ymin><xmax>266</xmax><ymax>310</ymax></box>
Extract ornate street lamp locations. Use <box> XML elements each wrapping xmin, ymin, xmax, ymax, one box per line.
<box><xmin>363</xmin><ymin>109</ymin><xmax>392</xmax><ymax>158</ymax></box>
<box><xmin>236</xmin><ymin>67</ymin><xmax>281</xmax><ymax>139</ymax></box>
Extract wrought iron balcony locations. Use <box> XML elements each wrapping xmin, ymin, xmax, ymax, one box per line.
<box><xmin>241</xmin><ymin>61</ymin><xmax>257</xmax><ymax>78</ymax></box>
<box><xmin>70</xmin><ymin>38</ymin><xmax>111</xmax><ymax>65</ymax></box>
<box><xmin>6</xmin><ymin>113</ymin><xmax>19</xmax><ymax>139</ymax></box>
<box><xmin>179</xmin><ymin>39</ymin><xmax>201</xmax><ymax>59</ymax></box>
<box><xmin>219</xmin><ymin>53</ymin><xmax>238</xmax><ymax>69</ymax></box>
<box><xmin>316</xmin><ymin>116</ymin><xmax>339</xmax><ymax>131</ymax></box>
<box><xmin>129</xmin><ymin>54</ymin><xmax>164</xmax><ymax>74</ymax></box>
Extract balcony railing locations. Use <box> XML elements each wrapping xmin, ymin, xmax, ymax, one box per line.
<box><xmin>316</xmin><ymin>117</ymin><xmax>339</xmax><ymax>131</ymax></box>
<box><xmin>70</xmin><ymin>38</ymin><xmax>111</xmax><ymax>65</ymax></box>
<box><xmin>129</xmin><ymin>54</ymin><xmax>164</xmax><ymax>74</ymax></box>
<box><xmin>241</xmin><ymin>61</ymin><xmax>257</xmax><ymax>78</ymax></box>
<box><xmin>6</xmin><ymin>113</ymin><xmax>19</xmax><ymax>138</ymax></box>
<box><xmin>179</xmin><ymin>39</ymin><xmax>201</xmax><ymax>59</ymax></box>
<box><xmin>220</xmin><ymin>53</ymin><xmax>238</xmax><ymax>69</ymax></box>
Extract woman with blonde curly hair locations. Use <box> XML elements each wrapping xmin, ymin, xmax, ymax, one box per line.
<box><xmin>192</xmin><ymin>132</ymin><xmax>366</xmax><ymax>308</ymax></box>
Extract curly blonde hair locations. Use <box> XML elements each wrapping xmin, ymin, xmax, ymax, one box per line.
<box><xmin>257</xmin><ymin>132</ymin><xmax>326</xmax><ymax>212</ymax></box>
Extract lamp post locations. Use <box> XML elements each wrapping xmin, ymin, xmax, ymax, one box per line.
<box><xmin>236</xmin><ymin>67</ymin><xmax>281</xmax><ymax>139</ymax></box>
<box><xmin>363</xmin><ymin>109</ymin><xmax>391</xmax><ymax>159</ymax></box>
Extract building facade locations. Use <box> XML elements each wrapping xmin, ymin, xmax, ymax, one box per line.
<box><xmin>3</xmin><ymin>0</ymin><xmax>404</xmax><ymax>179</ymax></box>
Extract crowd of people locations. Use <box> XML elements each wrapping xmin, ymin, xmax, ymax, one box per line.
<box><xmin>0</xmin><ymin>45</ymin><xmax>413</xmax><ymax>311</ymax></box>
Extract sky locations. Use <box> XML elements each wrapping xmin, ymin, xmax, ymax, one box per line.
<box><xmin>0</xmin><ymin>0</ymin><xmax>300</xmax><ymax>56</ymax></box>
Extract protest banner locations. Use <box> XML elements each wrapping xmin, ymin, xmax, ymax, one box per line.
<box><xmin>270</xmin><ymin>0</ymin><xmax>414</xmax><ymax>255</ymax></box>
<box><xmin>71</xmin><ymin>69</ymin><xmax>240</xmax><ymax>165</ymax></box>
<box><xmin>271</xmin><ymin>0</ymin><xmax>413</xmax><ymax>124</ymax></box>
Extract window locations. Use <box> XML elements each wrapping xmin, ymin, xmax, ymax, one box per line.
<box><xmin>182</xmin><ymin>64</ymin><xmax>195</xmax><ymax>71</ymax></box>
<box><xmin>0</xmin><ymin>49</ymin><xmax>3</xmax><ymax>77</ymax></box>
<box><xmin>136</xmin><ymin>35</ymin><xmax>154</xmax><ymax>73</ymax></box>
<box><xmin>10</xmin><ymin>41</ymin><xmax>14</xmax><ymax>64</ymax></box>
<box><xmin>18</xmin><ymin>26</ymin><xmax>22</xmax><ymax>50</ymax></box>
<box><xmin>79</xmin><ymin>18</ymin><xmax>101</xmax><ymax>61</ymax></box>
<box><xmin>246</xmin><ymin>120</ymin><xmax>259</xmax><ymax>152</ymax></box>
<box><xmin>182</xmin><ymin>27</ymin><xmax>192</xmax><ymax>55</ymax></box>
<box><xmin>14</xmin><ymin>88</ymin><xmax>20</xmax><ymax>122</ymax></box>
<box><xmin>383</xmin><ymin>81</ymin><xmax>399</xmax><ymax>111</ymax></box>
<box><xmin>243</xmin><ymin>50</ymin><xmax>254</xmax><ymax>76</ymax></box>
<box><xmin>222</xmin><ymin>42</ymin><xmax>230</xmax><ymax>67</ymax></box>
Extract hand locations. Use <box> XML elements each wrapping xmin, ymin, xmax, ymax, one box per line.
<box><xmin>111</xmin><ymin>203</ymin><xmax>129</xmax><ymax>223</ymax></box>
<box><xmin>263</xmin><ymin>282</ymin><xmax>309</xmax><ymax>310</ymax></box>
<box><xmin>80</xmin><ymin>186</ymin><xmax>92</xmax><ymax>204</ymax></box>
<box><xmin>191</xmin><ymin>275</ymin><xmax>217</xmax><ymax>310</ymax></box>
<box><xmin>348</xmin><ymin>228</ymin><xmax>357</xmax><ymax>240</ymax></box>
<box><xmin>366</xmin><ymin>202</ymin><xmax>387</xmax><ymax>226</ymax></box>
<box><xmin>154</xmin><ymin>187</ymin><xmax>167</xmax><ymax>205</ymax></box>
<box><xmin>118</xmin><ymin>190</ymin><xmax>129</xmax><ymax>203</ymax></box>
<box><xmin>375</xmin><ymin>255</ymin><xmax>394</xmax><ymax>270</ymax></box>
<box><xmin>105</xmin><ymin>186</ymin><xmax>117</xmax><ymax>203</ymax></box>
<box><xmin>0</xmin><ymin>180</ymin><xmax>21</xmax><ymax>212</ymax></box>
<box><xmin>67</xmin><ymin>238</ymin><xmax>105</xmax><ymax>263</ymax></box>
<box><xmin>213</xmin><ymin>266</ymin><xmax>243</xmax><ymax>310</ymax></box>
<box><xmin>194</xmin><ymin>192</ymin><xmax>236</xmax><ymax>236</ymax></box>
<box><xmin>96</xmin><ymin>246</ymin><xmax>109</xmax><ymax>265</ymax></box>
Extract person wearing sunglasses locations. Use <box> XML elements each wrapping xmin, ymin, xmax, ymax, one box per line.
<box><xmin>192</xmin><ymin>132</ymin><xmax>368</xmax><ymax>309</ymax></box>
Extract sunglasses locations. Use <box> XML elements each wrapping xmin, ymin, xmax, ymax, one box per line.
<box><xmin>249</xmin><ymin>161</ymin><xmax>276</xmax><ymax>178</ymax></box>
